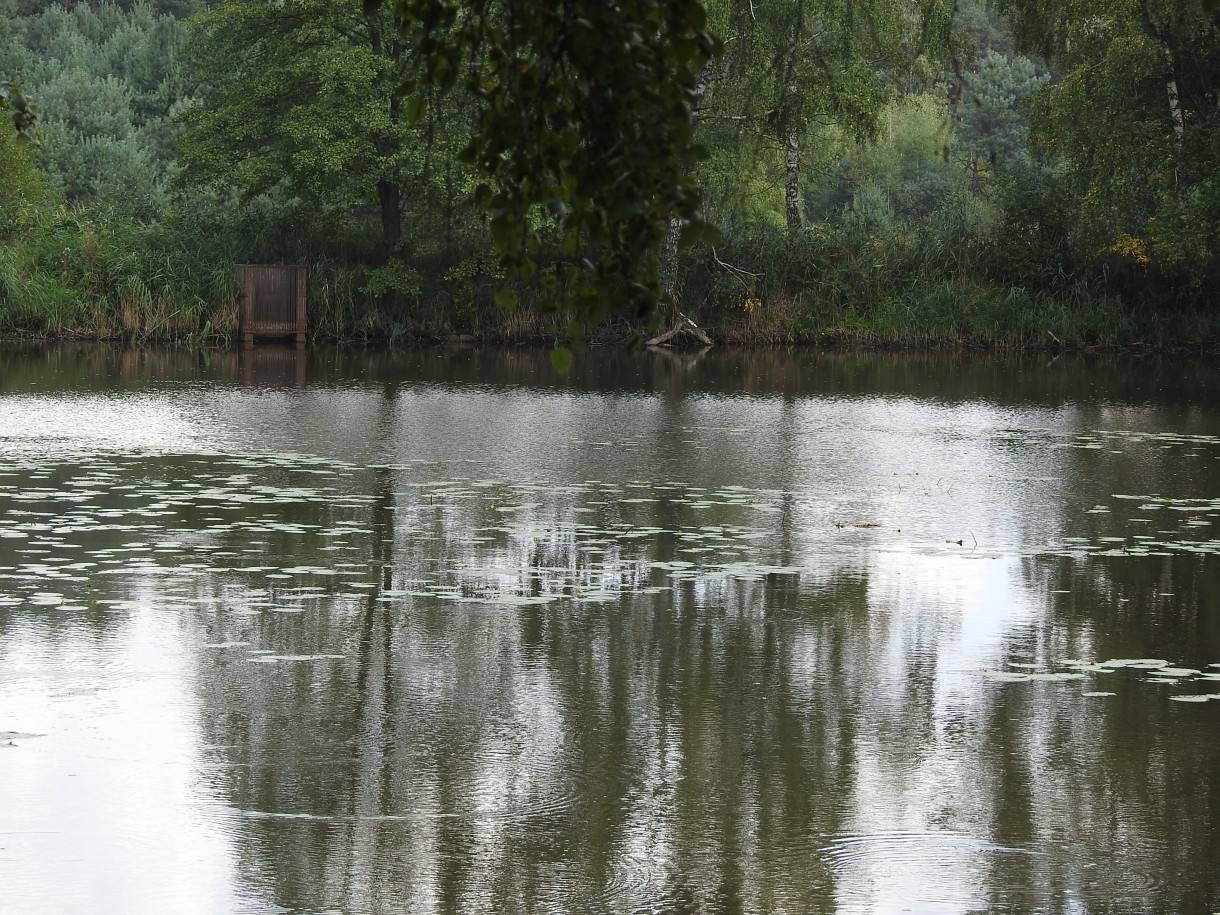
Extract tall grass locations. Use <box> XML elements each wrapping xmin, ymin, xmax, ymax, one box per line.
<box><xmin>673</xmin><ymin>205</ymin><xmax>1220</xmax><ymax>351</ymax></box>
<box><xmin>0</xmin><ymin>207</ymin><xmax>238</xmax><ymax>341</ymax></box>
<box><xmin>5</xmin><ymin>200</ymin><xmax>1220</xmax><ymax>351</ymax></box>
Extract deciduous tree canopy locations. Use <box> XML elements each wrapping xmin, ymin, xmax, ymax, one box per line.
<box><xmin>180</xmin><ymin>0</ymin><xmax>429</xmax><ymax>259</ymax></box>
<box><xmin>377</xmin><ymin>0</ymin><xmax>724</xmax><ymax>340</ymax></box>
<box><xmin>998</xmin><ymin>0</ymin><xmax>1220</xmax><ymax>281</ymax></box>
<box><xmin>4</xmin><ymin>0</ymin><xmax>1220</xmax><ymax>347</ymax></box>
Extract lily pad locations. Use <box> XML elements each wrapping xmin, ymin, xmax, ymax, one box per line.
<box><xmin>981</xmin><ymin>671</ymin><xmax>1033</xmax><ymax>682</ymax></box>
<box><xmin>1028</xmin><ymin>672</ymin><xmax>1086</xmax><ymax>681</ymax></box>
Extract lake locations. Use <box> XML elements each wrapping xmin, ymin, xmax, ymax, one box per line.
<box><xmin>2</xmin><ymin>344</ymin><xmax>1219</xmax><ymax>914</ymax></box>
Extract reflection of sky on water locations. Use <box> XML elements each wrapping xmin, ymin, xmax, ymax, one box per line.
<box><xmin>1</xmin><ymin>612</ymin><xmax>239</xmax><ymax>914</ymax></box>
<box><xmin>0</xmin><ymin>394</ymin><xmax>215</xmax><ymax>456</ymax></box>
<box><xmin>3</xmin><ymin>349</ymin><xmax>1220</xmax><ymax>913</ymax></box>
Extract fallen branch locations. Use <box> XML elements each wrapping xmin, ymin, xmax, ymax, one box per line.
<box><xmin>647</xmin><ymin>310</ymin><xmax>713</xmax><ymax>347</ymax></box>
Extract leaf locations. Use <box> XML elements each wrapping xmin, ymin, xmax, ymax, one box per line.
<box><xmin>404</xmin><ymin>96</ymin><xmax>425</xmax><ymax>125</ymax></box>
<box><xmin>493</xmin><ymin>288</ymin><xmax>518</xmax><ymax>310</ymax></box>
<box><xmin>678</xmin><ymin>219</ymin><xmax>721</xmax><ymax>249</ymax></box>
<box><xmin>550</xmin><ymin>346</ymin><xmax>573</xmax><ymax>373</ymax></box>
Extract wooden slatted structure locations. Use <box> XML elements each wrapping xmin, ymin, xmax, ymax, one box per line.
<box><xmin>236</xmin><ymin>264</ymin><xmax>308</xmax><ymax>345</ymax></box>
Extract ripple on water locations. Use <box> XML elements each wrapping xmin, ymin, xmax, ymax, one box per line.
<box><xmin>580</xmin><ymin>847</ymin><xmax>676</xmax><ymax>915</ymax></box>
<box><xmin>822</xmin><ymin>831</ymin><xmax>1042</xmax><ymax>911</ymax></box>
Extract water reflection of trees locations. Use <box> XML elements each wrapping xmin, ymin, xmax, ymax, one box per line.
<box><xmin>974</xmin><ymin>620</ymin><xmax>1220</xmax><ymax>912</ymax></box>
<box><xmin>188</xmin><ymin>373</ymin><xmax>863</xmax><ymax>909</ymax></box>
<box><xmin>12</xmin><ymin>343</ymin><xmax>1220</xmax><ymax>411</ymax></box>
<box><xmin>192</xmin><ymin>470</ymin><xmax>1220</xmax><ymax>913</ymax></box>
<box><xmin>990</xmin><ymin>404</ymin><xmax>1220</xmax><ymax>912</ymax></box>
<box><xmin>200</xmin><ymin>561</ymin><xmax>880</xmax><ymax>911</ymax></box>
<box><xmin>10</xmin><ymin>346</ymin><xmax>1220</xmax><ymax>911</ymax></box>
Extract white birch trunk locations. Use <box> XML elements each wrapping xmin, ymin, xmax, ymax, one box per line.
<box><xmin>1166</xmin><ymin>75</ymin><xmax>1185</xmax><ymax>148</ymax></box>
<box><xmin>785</xmin><ymin>129</ymin><xmax>801</xmax><ymax>234</ymax></box>
<box><xmin>1163</xmin><ymin>41</ymin><xmax>1185</xmax><ymax>189</ymax></box>
<box><xmin>659</xmin><ymin>56</ymin><xmax>720</xmax><ymax>310</ymax></box>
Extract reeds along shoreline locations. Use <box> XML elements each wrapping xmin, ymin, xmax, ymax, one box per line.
<box><xmin>2</xmin><ymin>217</ymin><xmax>1216</xmax><ymax>351</ymax></box>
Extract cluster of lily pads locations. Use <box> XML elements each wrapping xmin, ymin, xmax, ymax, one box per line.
<box><xmin>996</xmin><ymin>428</ymin><xmax>1220</xmax><ymax>559</ymax></box>
<box><xmin>981</xmin><ymin>658</ymin><xmax>1220</xmax><ymax>703</ymax></box>
<box><xmin>6</xmin><ymin>426</ymin><xmax>1220</xmax><ymax>675</ymax></box>
<box><xmin>0</xmin><ymin>451</ymin><xmax>812</xmax><ymax>624</ymax></box>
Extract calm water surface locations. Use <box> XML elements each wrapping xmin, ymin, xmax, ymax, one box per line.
<box><xmin>2</xmin><ymin>345</ymin><xmax>1219</xmax><ymax>914</ymax></box>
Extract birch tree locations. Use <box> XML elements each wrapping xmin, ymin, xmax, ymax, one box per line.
<box><xmin>996</xmin><ymin>0</ymin><xmax>1220</xmax><ymax>279</ymax></box>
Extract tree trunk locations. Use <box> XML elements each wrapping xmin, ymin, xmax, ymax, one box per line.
<box><xmin>370</xmin><ymin>15</ymin><xmax>404</xmax><ymax>260</ymax></box>
<box><xmin>1166</xmin><ymin>70</ymin><xmax>1185</xmax><ymax>189</ymax></box>
<box><xmin>1152</xmin><ymin>26</ymin><xmax>1185</xmax><ymax>188</ymax></box>
<box><xmin>655</xmin><ymin>55</ymin><xmax>720</xmax><ymax>328</ymax></box>
<box><xmin>377</xmin><ymin>179</ymin><xmax>401</xmax><ymax>258</ymax></box>
<box><xmin>660</xmin><ymin>214</ymin><xmax>682</xmax><ymax>305</ymax></box>
<box><xmin>785</xmin><ymin>129</ymin><xmax>801</xmax><ymax>234</ymax></box>
<box><xmin>1165</xmin><ymin>75</ymin><xmax>1185</xmax><ymax>147</ymax></box>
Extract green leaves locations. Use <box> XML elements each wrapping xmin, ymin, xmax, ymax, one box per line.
<box><xmin>0</xmin><ymin>121</ymin><xmax>47</xmax><ymax>238</ymax></box>
<box><xmin>996</xmin><ymin>0</ymin><xmax>1220</xmax><ymax>283</ymax></box>
<box><xmin>0</xmin><ymin>82</ymin><xmax>38</xmax><ymax>137</ymax></box>
<box><xmin>679</xmin><ymin>219</ymin><xmax>722</xmax><ymax>249</ymax></box>
<box><xmin>178</xmin><ymin>0</ymin><xmax>475</xmax><ymax>262</ymax></box>
<box><xmin>550</xmin><ymin>346</ymin><xmax>573</xmax><ymax>373</ymax></box>
<box><xmin>403</xmin><ymin>96</ymin><xmax>425</xmax><ymax>125</ymax></box>
<box><xmin>377</xmin><ymin>0</ymin><xmax>723</xmax><ymax>331</ymax></box>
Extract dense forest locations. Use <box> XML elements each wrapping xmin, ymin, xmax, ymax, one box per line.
<box><xmin>1</xmin><ymin>0</ymin><xmax>1218</xmax><ymax>347</ymax></box>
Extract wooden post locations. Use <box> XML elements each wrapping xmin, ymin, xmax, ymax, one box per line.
<box><xmin>294</xmin><ymin>264</ymin><xmax>308</xmax><ymax>346</ymax></box>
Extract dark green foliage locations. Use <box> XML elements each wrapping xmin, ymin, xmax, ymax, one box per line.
<box><xmin>4</xmin><ymin>0</ymin><xmax>1220</xmax><ymax>348</ymax></box>
<box><xmin>988</xmin><ymin>159</ymin><xmax>1077</xmax><ymax>289</ymax></box>
<box><xmin>181</xmin><ymin>2</ymin><xmax>414</xmax><ymax>254</ymax></box>
<box><xmin>0</xmin><ymin>80</ymin><xmax>38</xmax><ymax>134</ymax></box>
<box><xmin>954</xmin><ymin>50</ymin><xmax>1047</xmax><ymax>179</ymax></box>
<box><xmin>1</xmin><ymin>0</ymin><xmax>189</xmax><ymax>214</ymax></box>
<box><xmin>178</xmin><ymin>0</ymin><xmax>510</xmax><ymax>317</ymax></box>
<box><xmin>997</xmin><ymin>0</ymin><xmax>1220</xmax><ymax>288</ymax></box>
<box><xmin>950</xmin><ymin>0</ymin><xmax>1021</xmax><ymax>57</ymax></box>
<box><xmin>382</xmin><ymin>0</ymin><xmax>723</xmax><ymax>329</ymax></box>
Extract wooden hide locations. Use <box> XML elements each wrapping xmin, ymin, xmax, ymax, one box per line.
<box><xmin>236</xmin><ymin>264</ymin><xmax>307</xmax><ymax>344</ymax></box>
